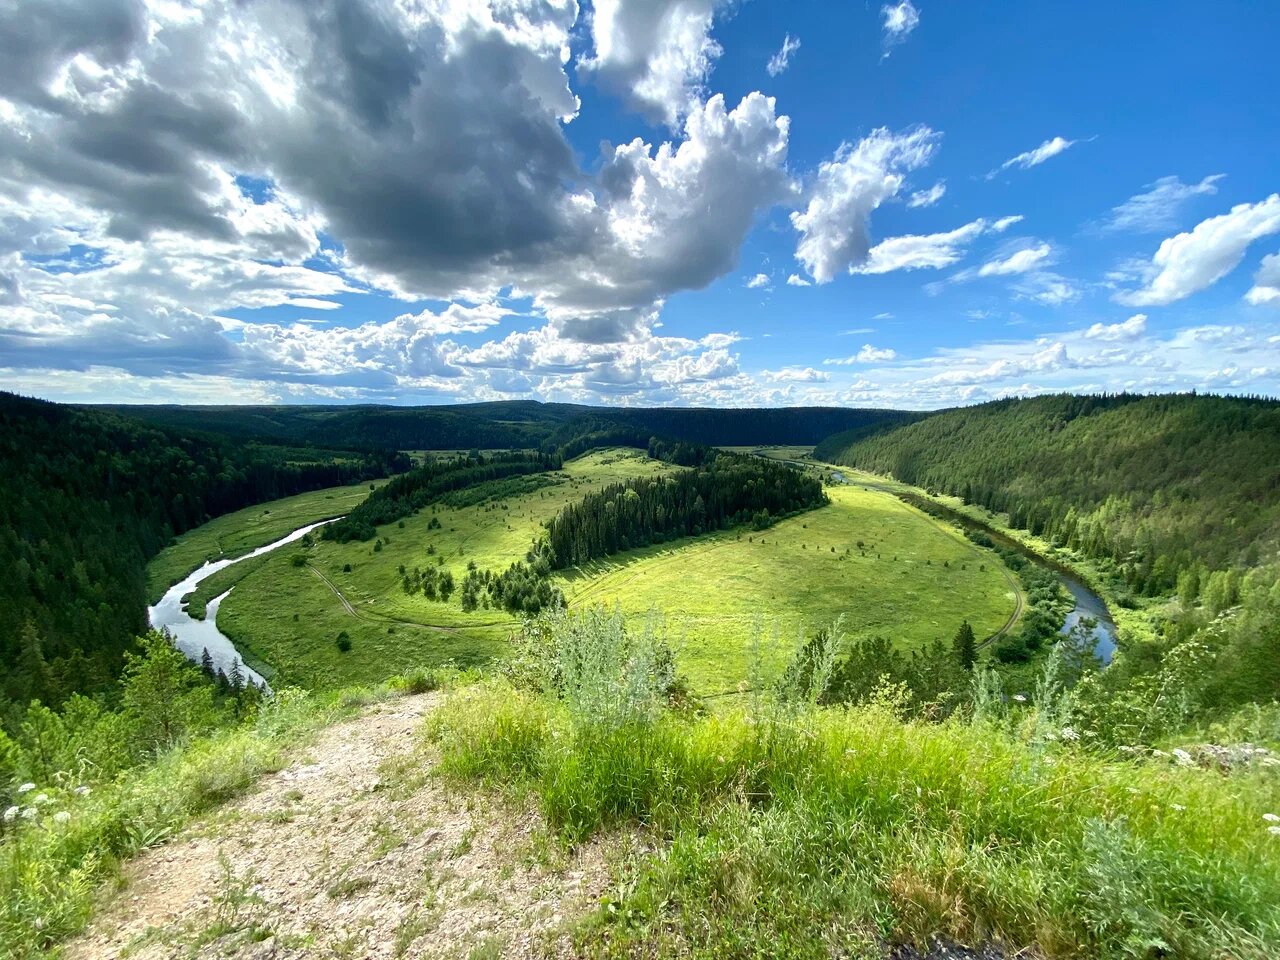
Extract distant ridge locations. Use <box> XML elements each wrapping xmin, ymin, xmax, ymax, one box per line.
<box><xmin>90</xmin><ymin>400</ymin><xmax>921</xmax><ymax>450</ymax></box>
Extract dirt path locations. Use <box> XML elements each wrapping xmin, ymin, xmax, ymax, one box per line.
<box><xmin>65</xmin><ymin>694</ymin><xmax>615</xmax><ymax>960</ymax></box>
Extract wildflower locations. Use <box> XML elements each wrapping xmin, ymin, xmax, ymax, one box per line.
<box><xmin>16</xmin><ymin>783</ymin><xmax>34</xmax><ymax>794</ymax></box>
<box><xmin>52</xmin><ymin>811</ymin><xmax>71</xmax><ymax>825</ymax></box>
<box><xmin>1061</xmin><ymin>726</ymin><xmax>1079</xmax><ymax>742</ymax></box>
<box><xmin>20</xmin><ymin>807</ymin><xmax>37</xmax><ymax>820</ymax></box>
<box><xmin>1013</xmin><ymin>694</ymin><xmax>1027</xmax><ymax>703</ymax></box>
<box><xmin>1263</xmin><ymin>813</ymin><xmax>1280</xmax><ymax>823</ymax></box>
<box><xmin>33</xmin><ymin>793</ymin><xmax>51</xmax><ymax>805</ymax></box>
<box><xmin>1170</xmin><ymin>804</ymin><xmax>1186</xmax><ymax>812</ymax></box>
<box><xmin>3</xmin><ymin>806</ymin><xmax>18</xmax><ymax>822</ymax></box>
<box><xmin>74</xmin><ymin>785</ymin><xmax>91</xmax><ymax>797</ymax></box>
<box><xmin>1270</xmin><ymin>826</ymin><xmax>1280</xmax><ymax>837</ymax></box>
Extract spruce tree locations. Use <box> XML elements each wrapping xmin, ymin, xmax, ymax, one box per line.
<box><xmin>953</xmin><ymin>620</ymin><xmax>977</xmax><ymax>671</ymax></box>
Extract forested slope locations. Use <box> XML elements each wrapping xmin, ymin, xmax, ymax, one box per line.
<box><xmin>816</xmin><ymin>393</ymin><xmax>1280</xmax><ymax>594</ymax></box>
<box><xmin>0</xmin><ymin>393</ymin><xmax>404</xmax><ymax>711</ymax></box>
<box><xmin>96</xmin><ymin>401</ymin><xmax>917</xmax><ymax>451</ymax></box>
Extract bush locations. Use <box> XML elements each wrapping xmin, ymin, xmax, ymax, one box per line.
<box><xmin>335</xmin><ymin>632</ymin><xmax>352</xmax><ymax>654</ymax></box>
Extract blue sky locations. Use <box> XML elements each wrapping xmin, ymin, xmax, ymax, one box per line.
<box><xmin>1</xmin><ymin>0</ymin><xmax>1278</xmax><ymax>407</ymax></box>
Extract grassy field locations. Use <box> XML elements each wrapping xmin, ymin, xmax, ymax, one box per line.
<box><xmin>213</xmin><ymin>449</ymin><xmax>683</xmax><ymax>688</ymax></box>
<box><xmin>178</xmin><ymin>448</ymin><xmax>1020</xmax><ymax>693</ymax></box>
<box><xmin>146</xmin><ymin>481</ymin><xmax>383</xmax><ymax>603</ymax></box>
<box><xmin>560</xmin><ymin>483</ymin><xmax>1016</xmax><ymax>689</ymax></box>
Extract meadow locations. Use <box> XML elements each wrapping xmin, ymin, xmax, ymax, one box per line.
<box><xmin>165</xmin><ymin>448</ymin><xmax>1019</xmax><ymax>693</ymax></box>
<box><xmin>146</xmin><ymin>480</ymin><xmax>384</xmax><ymax>603</ymax></box>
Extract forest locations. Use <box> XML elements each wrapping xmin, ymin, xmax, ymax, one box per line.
<box><xmin>96</xmin><ymin>400</ymin><xmax>917</xmax><ymax>451</ymax></box>
<box><xmin>816</xmin><ymin>393</ymin><xmax>1280</xmax><ymax>595</ymax></box>
<box><xmin>544</xmin><ymin>451</ymin><xmax>827</xmax><ymax>567</ymax></box>
<box><xmin>322</xmin><ymin>451</ymin><xmax>562</xmax><ymax>543</ymax></box>
<box><xmin>0</xmin><ymin>392</ymin><xmax>405</xmax><ymax>716</ymax></box>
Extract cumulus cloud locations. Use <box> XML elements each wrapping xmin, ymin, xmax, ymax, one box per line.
<box><xmin>1116</xmin><ymin>195</ymin><xmax>1280</xmax><ymax>306</ymax></box>
<box><xmin>786</xmin><ymin>273</ymin><xmax>811</xmax><ymax>287</ymax></box>
<box><xmin>990</xmin><ymin>136</ymin><xmax>1080</xmax><ymax>178</ymax></box>
<box><xmin>881</xmin><ymin>2</ymin><xmax>921</xmax><ymax>54</ymax></box>
<box><xmin>1247</xmin><ymin>254</ymin><xmax>1280</xmax><ymax>306</ymax></box>
<box><xmin>767</xmin><ymin>33</ymin><xmax>801</xmax><ymax>77</ymax></box>
<box><xmin>824</xmin><ymin>344</ymin><xmax>898</xmax><ymax>364</ymax></box>
<box><xmin>978</xmin><ymin>242</ymin><xmax>1053</xmax><ymax>277</ymax></box>
<box><xmin>791</xmin><ymin>126</ymin><xmax>940</xmax><ymax>282</ymax></box>
<box><xmin>581</xmin><ymin>0</ymin><xmax>728</xmax><ymax>125</ymax></box>
<box><xmin>1101</xmin><ymin>175</ymin><xmax>1225</xmax><ymax>233</ymax></box>
<box><xmin>907</xmin><ymin>182</ymin><xmax>946</xmax><ymax>208</ymax></box>
<box><xmin>1085</xmin><ymin>314</ymin><xmax>1147</xmax><ymax>341</ymax></box>
<box><xmin>746</xmin><ymin>273</ymin><xmax>770</xmax><ymax>289</ymax></box>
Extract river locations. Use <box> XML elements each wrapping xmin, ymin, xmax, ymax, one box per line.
<box><xmin>792</xmin><ymin>460</ymin><xmax>1119</xmax><ymax>664</ymax></box>
<box><xmin>148</xmin><ymin>518</ymin><xmax>340</xmax><ymax>690</ymax></box>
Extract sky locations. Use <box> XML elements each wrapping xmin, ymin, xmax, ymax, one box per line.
<box><xmin>1</xmin><ymin>0</ymin><xmax>1278</xmax><ymax>409</ymax></box>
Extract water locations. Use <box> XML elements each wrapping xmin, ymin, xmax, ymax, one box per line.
<box><xmin>148</xmin><ymin>518</ymin><xmax>340</xmax><ymax>690</ymax></box>
<box><xmin>1057</xmin><ymin>572</ymin><xmax>1119</xmax><ymax>664</ymax></box>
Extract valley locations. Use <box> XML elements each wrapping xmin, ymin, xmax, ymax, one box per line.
<box><xmin>171</xmin><ymin>448</ymin><xmax>1017</xmax><ymax>693</ymax></box>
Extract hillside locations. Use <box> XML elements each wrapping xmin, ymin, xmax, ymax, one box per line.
<box><xmin>0</xmin><ymin>393</ymin><xmax>405</xmax><ymax>711</ymax></box>
<box><xmin>816</xmin><ymin>393</ymin><xmax>1280</xmax><ymax>595</ymax></box>
<box><xmin>93</xmin><ymin>401</ymin><xmax>919</xmax><ymax>451</ymax></box>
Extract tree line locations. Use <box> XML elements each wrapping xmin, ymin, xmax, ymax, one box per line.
<box><xmin>323</xmin><ymin>451</ymin><xmax>563</xmax><ymax>543</ymax></box>
<box><xmin>543</xmin><ymin>452</ymin><xmax>828</xmax><ymax>568</ymax></box>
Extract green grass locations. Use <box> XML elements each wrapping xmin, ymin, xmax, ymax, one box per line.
<box><xmin>0</xmin><ymin>687</ymin><xmax>358</xmax><ymax>959</ymax></box>
<box><xmin>430</xmin><ymin>679</ymin><xmax>1280</xmax><ymax>958</ymax></box>
<box><xmin>146</xmin><ymin>481</ymin><xmax>384</xmax><ymax>603</ymax></box>
<box><xmin>559</xmin><ymin>484</ymin><xmax>1016</xmax><ymax>690</ymax></box>
<box><xmin>156</xmin><ymin>449</ymin><xmax>1020</xmax><ymax>694</ymax></box>
<box><xmin>213</xmin><ymin>449</ymin><xmax>682</xmax><ymax>689</ymax></box>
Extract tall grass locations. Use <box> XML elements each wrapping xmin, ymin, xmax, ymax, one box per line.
<box><xmin>429</xmin><ymin>611</ymin><xmax>1280</xmax><ymax>958</ymax></box>
<box><xmin>1</xmin><ymin>686</ymin><xmax>364</xmax><ymax>959</ymax></box>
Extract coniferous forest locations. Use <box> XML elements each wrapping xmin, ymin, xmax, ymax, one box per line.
<box><xmin>0</xmin><ymin>392</ymin><xmax>405</xmax><ymax>713</ymax></box>
<box><xmin>544</xmin><ymin>451</ymin><xmax>827</xmax><ymax>567</ymax></box>
<box><xmin>817</xmin><ymin>393</ymin><xmax>1280</xmax><ymax>596</ymax></box>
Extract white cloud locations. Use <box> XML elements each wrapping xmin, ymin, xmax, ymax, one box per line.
<box><xmin>854</xmin><ymin>217</ymin><xmax>1021</xmax><ymax>275</ymax></box>
<box><xmin>992</xmin><ymin>215</ymin><xmax>1024</xmax><ymax>232</ymax></box>
<box><xmin>824</xmin><ymin>344</ymin><xmax>898</xmax><ymax>364</ymax></box>
<box><xmin>286</xmin><ymin>298</ymin><xmax>343</xmax><ymax>310</ymax></box>
<box><xmin>881</xmin><ymin>2</ymin><xmax>920</xmax><ymax>54</ymax></box>
<box><xmin>746</xmin><ymin>272</ymin><xmax>770</xmax><ymax>289</ymax></box>
<box><xmin>1101</xmin><ymin>175</ymin><xmax>1225</xmax><ymax>233</ymax></box>
<box><xmin>581</xmin><ymin>0</ymin><xmax>728</xmax><ymax>125</ymax></box>
<box><xmin>1116</xmin><ymin>195</ymin><xmax>1280</xmax><ymax>306</ymax></box>
<box><xmin>990</xmin><ymin>136</ymin><xmax>1079</xmax><ymax>177</ymax></box>
<box><xmin>791</xmin><ymin>126</ymin><xmax>940</xmax><ymax>282</ymax></box>
<box><xmin>978</xmin><ymin>242</ymin><xmax>1053</xmax><ymax>277</ymax></box>
<box><xmin>762</xmin><ymin>365</ymin><xmax>828</xmax><ymax>382</ymax></box>
<box><xmin>1247</xmin><ymin>253</ymin><xmax>1280</xmax><ymax>306</ymax></box>
<box><xmin>785</xmin><ymin>273</ymin><xmax>810</xmax><ymax>287</ymax></box>
<box><xmin>907</xmin><ymin>181</ymin><xmax>946</xmax><ymax>208</ymax></box>
<box><xmin>767</xmin><ymin>33</ymin><xmax>801</xmax><ymax>77</ymax></box>
<box><xmin>1085</xmin><ymin>314</ymin><xmax>1147</xmax><ymax>341</ymax></box>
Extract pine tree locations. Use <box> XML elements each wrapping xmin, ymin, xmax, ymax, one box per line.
<box><xmin>200</xmin><ymin>647</ymin><xmax>215</xmax><ymax>679</ymax></box>
<box><xmin>953</xmin><ymin>620</ymin><xmax>977</xmax><ymax>671</ymax></box>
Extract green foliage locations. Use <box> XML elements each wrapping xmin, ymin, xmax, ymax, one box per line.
<box><xmin>0</xmin><ymin>392</ymin><xmax>402</xmax><ymax>709</ymax></box>
<box><xmin>430</xmin><ymin>611</ymin><xmax>1280</xmax><ymax>958</ymax></box>
<box><xmin>324</xmin><ymin>451</ymin><xmax>561</xmax><ymax>542</ymax></box>
<box><xmin>819</xmin><ymin>393</ymin><xmax>1280</xmax><ymax>594</ymax></box>
<box><xmin>545</xmin><ymin>451</ymin><xmax>827</xmax><ymax>567</ymax></box>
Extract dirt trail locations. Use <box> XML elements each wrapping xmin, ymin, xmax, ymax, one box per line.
<box><xmin>65</xmin><ymin>694</ymin><xmax>614</xmax><ymax>960</ymax></box>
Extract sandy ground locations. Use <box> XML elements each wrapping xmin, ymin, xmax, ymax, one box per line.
<box><xmin>64</xmin><ymin>694</ymin><xmax>615</xmax><ymax>960</ymax></box>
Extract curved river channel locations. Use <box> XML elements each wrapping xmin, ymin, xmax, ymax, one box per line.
<box><xmin>148</xmin><ymin>518</ymin><xmax>341</xmax><ymax>691</ymax></box>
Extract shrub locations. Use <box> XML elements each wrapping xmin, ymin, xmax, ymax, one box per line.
<box><xmin>335</xmin><ymin>632</ymin><xmax>352</xmax><ymax>654</ymax></box>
